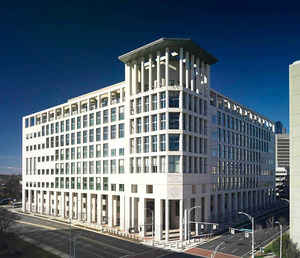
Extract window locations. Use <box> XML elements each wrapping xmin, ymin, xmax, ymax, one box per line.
<box><xmin>119</xmin><ymin>123</ymin><xmax>124</xmax><ymax>138</ymax></box>
<box><xmin>89</xmin><ymin>145</ymin><xmax>94</xmax><ymax>158</ymax></box>
<box><xmin>169</xmin><ymin>134</ymin><xmax>180</xmax><ymax>151</ymax></box>
<box><xmin>152</xmin><ymin>115</ymin><xmax>157</xmax><ymax>131</ymax></box>
<box><xmin>151</xmin><ymin>94</ymin><xmax>157</xmax><ymax>110</ymax></box>
<box><xmin>169</xmin><ymin>112</ymin><xmax>180</xmax><ymax>129</ymax></box>
<box><xmin>119</xmin><ymin>159</ymin><xmax>124</xmax><ymax>173</ymax></box>
<box><xmin>96</xmin><ymin>144</ymin><xmax>101</xmax><ymax>157</ymax></box>
<box><xmin>83</xmin><ymin>130</ymin><xmax>87</xmax><ymax>143</ymax></box>
<box><xmin>77</xmin><ymin>117</ymin><xmax>81</xmax><ymax>129</ymax></box>
<box><xmin>119</xmin><ymin>148</ymin><xmax>124</xmax><ymax>156</ymax></box>
<box><xmin>169</xmin><ymin>91</ymin><xmax>180</xmax><ymax>108</ymax></box>
<box><xmin>96</xmin><ymin>111</ymin><xmax>101</xmax><ymax>125</ymax></box>
<box><xmin>160</xmin><ymin>134</ymin><xmax>166</xmax><ymax>151</ymax></box>
<box><xmin>144</xmin><ymin>157</ymin><xmax>149</xmax><ymax>173</ymax></box>
<box><xmin>111</xmin><ymin>108</ymin><xmax>116</xmax><ymax>122</ymax></box>
<box><xmin>131</xmin><ymin>184</ymin><xmax>138</xmax><ymax>193</ymax></box>
<box><xmin>119</xmin><ymin>106</ymin><xmax>124</xmax><ymax>120</ymax></box>
<box><xmin>83</xmin><ymin>146</ymin><xmax>88</xmax><ymax>159</ymax></box>
<box><xmin>144</xmin><ymin>96</ymin><xmax>149</xmax><ymax>112</ymax></box>
<box><xmin>111</xmin><ymin>160</ymin><xmax>116</xmax><ymax>174</ymax></box>
<box><xmin>103</xmin><ymin>177</ymin><xmax>108</xmax><ymax>190</ymax></box>
<box><xmin>144</xmin><ymin>117</ymin><xmax>149</xmax><ymax>132</ymax></box>
<box><xmin>96</xmin><ymin>177</ymin><xmax>101</xmax><ymax>190</ymax></box>
<box><xmin>136</xmin><ymin>158</ymin><xmax>142</xmax><ymax>173</ymax></box>
<box><xmin>144</xmin><ymin>136</ymin><xmax>149</xmax><ymax>153</ymax></box>
<box><xmin>77</xmin><ymin>147</ymin><xmax>81</xmax><ymax>159</ymax></box>
<box><xmin>103</xmin><ymin>161</ymin><xmax>109</xmax><ymax>174</ymax></box>
<box><xmin>137</xmin><ymin>118</ymin><xmax>142</xmax><ymax>133</ymax></box>
<box><xmin>160</xmin><ymin>156</ymin><xmax>166</xmax><ymax>173</ymax></box>
<box><xmin>169</xmin><ymin>155</ymin><xmax>180</xmax><ymax>173</ymax></box>
<box><xmin>89</xmin><ymin>113</ymin><xmax>94</xmax><ymax>126</ymax></box>
<box><xmin>152</xmin><ymin>135</ymin><xmax>157</xmax><ymax>152</ymax></box>
<box><xmin>111</xmin><ymin>125</ymin><xmax>116</xmax><ymax>139</ymax></box>
<box><xmin>96</xmin><ymin>161</ymin><xmax>101</xmax><ymax>174</ymax></box>
<box><xmin>152</xmin><ymin>157</ymin><xmax>157</xmax><ymax>173</ymax></box>
<box><xmin>103</xmin><ymin>143</ymin><xmax>109</xmax><ymax>157</ymax></box>
<box><xmin>89</xmin><ymin>161</ymin><xmax>94</xmax><ymax>174</ymax></box>
<box><xmin>103</xmin><ymin>126</ymin><xmax>109</xmax><ymax>140</ymax></box>
<box><xmin>89</xmin><ymin>129</ymin><xmax>94</xmax><ymax>142</ymax></box>
<box><xmin>96</xmin><ymin>128</ymin><xmax>101</xmax><ymax>141</ymax></box>
<box><xmin>83</xmin><ymin>115</ymin><xmax>87</xmax><ymax>128</ymax></box>
<box><xmin>119</xmin><ymin>184</ymin><xmax>124</xmax><ymax>192</ymax></box>
<box><xmin>136</xmin><ymin>137</ymin><xmax>142</xmax><ymax>153</ymax></box>
<box><xmin>103</xmin><ymin>109</ymin><xmax>109</xmax><ymax>123</ymax></box>
<box><xmin>146</xmin><ymin>185</ymin><xmax>153</xmax><ymax>194</ymax></box>
<box><xmin>71</xmin><ymin>133</ymin><xmax>75</xmax><ymax>145</ymax></box>
<box><xmin>77</xmin><ymin>132</ymin><xmax>81</xmax><ymax>144</ymax></box>
<box><xmin>136</xmin><ymin>98</ymin><xmax>142</xmax><ymax>113</ymax></box>
<box><xmin>160</xmin><ymin>113</ymin><xmax>166</xmax><ymax>130</ymax></box>
<box><xmin>160</xmin><ymin>92</ymin><xmax>166</xmax><ymax>108</ymax></box>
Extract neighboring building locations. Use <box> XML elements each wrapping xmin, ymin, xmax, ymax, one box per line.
<box><xmin>275</xmin><ymin>133</ymin><xmax>289</xmax><ymax>197</ymax></box>
<box><xmin>22</xmin><ymin>38</ymin><xmax>276</xmax><ymax>241</ymax></box>
<box><xmin>275</xmin><ymin>121</ymin><xmax>284</xmax><ymax>134</ymax></box>
<box><xmin>290</xmin><ymin>60</ymin><xmax>300</xmax><ymax>246</ymax></box>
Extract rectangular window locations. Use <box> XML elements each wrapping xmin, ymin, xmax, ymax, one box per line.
<box><xmin>89</xmin><ymin>113</ymin><xmax>94</xmax><ymax>126</ymax></box>
<box><xmin>83</xmin><ymin>146</ymin><xmax>88</xmax><ymax>159</ymax></box>
<box><xmin>96</xmin><ymin>128</ymin><xmax>101</xmax><ymax>141</ymax></box>
<box><xmin>103</xmin><ymin>109</ymin><xmax>109</xmax><ymax>123</ymax></box>
<box><xmin>89</xmin><ymin>129</ymin><xmax>94</xmax><ymax>142</ymax></box>
<box><xmin>83</xmin><ymin>130</ymin><xmax>87</xmax><ymax>143</ymax></box>
<box><xmin>119</xmin><ymin>123</ymin><xmax>124</xmax><ymax>138</ymax></box>
<box><xmin>144</xmin><ymin>136</ymin><xmax>149</xmax><ymax>153</ymax></box>
<box><xmin>77</xmin><ymin>132</ymin><xmax>81</xmax><ymax>144</ymax></box>
<box><xmin>77</xmin><ymin>147</ymin><xmax>81</xmax><ymax>159</ymax></box>
<box><xmin>152</xmin><ymin>157</ymin><xmax>157</xmax><ymax>173</ymax></box>
<box><xmin>96</xmin><ymin>161</ymin><xmax>101</xmax><ymax>174</ymax></box>
<box><xmin>103</xmin><ymin>160</ymin><xmax>108</xmax><ymax>174</ymax></box>
<box><xmin>119</xmin><ymin>159</ymin><xmax>124</xmax><ymax>174</ymax></box>
<box><xmin>169</xmin><ymin>112</ymin><xmax>180</xmax><ymax>129</ymax></box>
<box><xmin>89</xmin><ymin>161</ymin><xmax>94</xmax><ymax>174</ymax></box>
<box><xmin>111</xmin><ymin>160</ymin><xmax>116</xmax><ymax>174</ymax></box>
<box><xmin>96</xmin><ymin>144</ymin><xmax>101</xmax><ymax>157</ymax></box>
<box><xmin>160</xmin><ymin>113</ymin><xmax>166</xmax><ymax>130</ymax></box>
<box><xmin>111</xmin><ymin>125</ymin><xmax>116</xmax><ymax>139</ymax></box>
<box><xmin>119</xmin><ymin>106</ymin><xmax>124</xmax><ymax>120</ymax></box>
<box><xmin>169</xmin><ymin>91</ymin><xmax>180</xmax><ymax>108</ymax></box>
<box><xmin>144</xmin><ymin>116</ymin><xmax>149</xmax><ymax>132</ymax></box>
<box><xmin>160</xmin><ymin>134</ymin><xmax>166</xmax><ymax>151</ymax></box>
<box><xmin>103</xmin><ymin>143</ymin><xmax>109</xmax><ymax>157</ymax></box>
<box><xmin>96</xmin><ymin>111</ymin><xmax>101</xmax><ymax>125</ymax></box>
<box><xmin>137</xmin><ymin>118</ymin><xmax>142</xmax><ymax>133</ymax></box>
<box><xmin>136</xmin><ymin>137</ymin><xmax>142</xmax><ymax>153</ymax></box>
<box><xmin>83</xmin><ymin>115</ymin><xmax>87</xmax><ymax>128</ymax></box>
<box><xmin>89</xmin><ymin>145</ymin><xmax>94</xmax><ymax>158</ymax></box>
<box><xmin>160</xmin><ymin>92</ymin><xmax>166</xmax><ymax>108</ymax></box>
<box><xmin>144</xmin><ymin>96</ymin><xmax>149</xmax><ymax>112</ymax></box>
<box><xmin>152</xmin><ymin>115</ymin><xmax>157</xmax><ymax>131</ymax></box>
<box><xmin>71</xmin><ymin>118</ymin><xmax>75</xmax><ymax>130</ymax></box>
<box><xmin>136</xmin><ymin>98</ymin><xmax>142</xmax><ymax>113</ymax></box>
<box><xmin>144</xmin><ymin>157</ymin><xmax>149</xmax><ymax>173</ymax></box>
<box><xmin>152</xmin><ymin>135</ymin><xmax>157</xmax><ymax>152</ymax></box>
<box><xmin>169</xmin><ymin>155</ymin><xmax>180</xmax><ymax>173</ymax></box>
<box><xmin>111</xmin><ymin>108</ymin><xmax>116</xmax><ymax>122</ymax></box>
<box><xmin>151</xmin><ymin>94</ymin><xmax>157</xmax><ymax>110</ymax></box>
<box><xmin>103</xmin><ymin>126</ymin><xmax>109</xmax><ymax>140</ymax></box>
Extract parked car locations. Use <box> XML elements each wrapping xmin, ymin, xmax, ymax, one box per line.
<box><xmin>0</xmin><ymin>198</ymin><xmax>12</xmax><ymax>205</ymax></box>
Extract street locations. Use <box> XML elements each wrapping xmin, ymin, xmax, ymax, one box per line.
<box><xmin>10</xmin><ymin>211</ymin><xmax>198</xmax><ymax>258</ymax></box>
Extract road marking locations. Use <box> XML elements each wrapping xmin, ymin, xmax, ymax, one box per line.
<box><xmin>16</xmin><ymin>220</ymin><xmax>57</xmax><ymax>231</ymax></box>
<box><xmin>232</xmin><ymin>248</ymin><xmax>239</xmax><ymax>253</ymax></box>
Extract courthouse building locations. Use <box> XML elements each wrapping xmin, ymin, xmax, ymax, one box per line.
<box><xmin>22</xmin><ymin>38</ymin><xmax>276</xmax><ymax>241</ymax></box>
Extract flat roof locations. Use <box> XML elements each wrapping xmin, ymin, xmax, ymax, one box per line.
<box><xmin>118</xmin><ymin>38</ymin><xmax>218</xmax><ymax>65</ymax></box>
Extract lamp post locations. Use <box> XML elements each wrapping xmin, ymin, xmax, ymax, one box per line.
<box><xmin>275</xmin><ymin>221</ymin><xmax>283</xmax><ymax>258</ymax></box>
<box><xmin>187</xmin><ymin>206</ymin><xmax>201</xmax><ymax>242</ymax></box>
<box><xmin>211</xmin><ymin>241</ymin><xmax>224</xmax><ymax>258</ymax></box>
<box><xmin>69</xmin><ymin>218</ymin><xmax>72</xmax><ymax>258</ymax></box>
<box><xmin>238</xmin><ymin>211</ymin><xmax>254</xmax><ymax>258</ymax></box>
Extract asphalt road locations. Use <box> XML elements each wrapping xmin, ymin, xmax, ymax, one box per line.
<box><xmin>10</xmin><ymin>212</ymin><xmax>198</xmax><ymax>258</ymax></box>
<box><xmin>196</xmin><ymin>206</ymin><xmax>289</xmax><ymax>257</ymax></box>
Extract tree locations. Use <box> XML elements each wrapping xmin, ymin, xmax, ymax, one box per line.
<box><xmin>270</xmin><ymin>233</ymin><xmax>300</xmax><ymax>258</ymax></box>
<box><xmin>5</xmin><ymin>175</ymin><xmax>22</xmax><ymax>200</ymax></box>
<box><xmin>0</xmin><ymin>208</ymin><xmax>17</xmax><ymax>233</ymax></box>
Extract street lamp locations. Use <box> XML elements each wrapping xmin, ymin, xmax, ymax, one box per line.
<box><xmin>188</xmin><ymin>206</ymin><xmax>201</xmax><ymax>242</ymax></box>
<box><xmin>211</xmin><ymin>241</ymin><xmax>224</xmax><ymax>258</ymax></box>
<box><xmin>275</xmin><ymin>221</ymin><xmax>283</xmax><ymax>258</ymax></box>
<box><xmin>69</xmin><ymin>218</ymin><xmax>72</xmax><ymax>258</ymax></box>
<box><xmin>238</xmin><ymin>211</ymin><xmax>254</xmax><ymax>258</ymax></box>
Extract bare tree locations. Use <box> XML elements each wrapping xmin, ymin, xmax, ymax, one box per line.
<box><xmin>0</xmin><ymin>208</ymin><xmax>17</xmax><ymax>233</ymax></box>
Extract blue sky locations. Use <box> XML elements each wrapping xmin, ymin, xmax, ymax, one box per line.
<box><xmin>0</xmin><ymin>1</ymin><xmax>298</xmax><ymax>174</ymax></box>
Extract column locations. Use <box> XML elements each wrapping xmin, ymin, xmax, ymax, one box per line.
<box><xmin>184</xmin><ymin>198</ymin><xmax>191</xmax><ymax>240</ymax></box>
<box><xmin>179</xmin><ymin>199</ymin><xmax>184</xmax><ymax>241</ymax></box>
<box><xmin>97</xmin><ymin>193</ymin><xmax>102</xmax><ymax>225</ymax></box>
<box><xmin>28</xmin><ymin>189</ymin><xmax>32</xmax><ymax>212</ymax></box>
<box><xmin>34</xmin><ymin>190</ymin><xmax>38</xmax><ymax>213</ymax></box>
<box><xmin>205</xmin><ymin>196</ymin><xmax>210</xmax><ymax>221</ymax></box>
<box><xmin>155</xmin><ymin>198</ymin><xmax>162</xmax><ymax>241</ymax></box>
<box><xmin>165</xmin><ymin>48</ymin><xmax>169</xmax><ymax>86</ymax></box>
<box><xmin>120</xmin><ymin>195</ymin><xmax>125</xmax><ymax>231</ymax></box>
<box><xmin>69</xmin><ymin>193</ymin><xmax>73</xmax><ymax>219</ymax></box>
<box><xmin>54</xmin><ymin>191</ymin><xmax>57</xmax><ymax>216</ymax></box>
<box><xmin>125</xmin><ymin>196</ymin><xmax>131</xmax><ymax>231</ymax></box>
<box><xmin>165</xmin><ymin>199</ymin><xmax>169</xmax><ymax>242</ymax></box>
<box><xmin>185</xmin><ymin>51</ymin><xmax>189</xmax><ymax>89</ymax></box>
<box><xmin>214</xmin><ymin>194</ymin><xmax>218</xmax><ymax>219</ymax></box>
<box><xmin>157</xmin><ymin>51</ymin><xmax>161</xmax><ymax>88</ymax></box>
<box><xmin>22</xmin><ymin>189</ymin><xmax>26</xmax><ymax>212</ymax></box>
<box><xmin>87</xmin><ymin>193</ymin><xmax>91</xmax><ymax>223</ymax></box>
<box><xmin>74</xmin><ymin>194</ymin><xmax>78</xmax><ymax>220</ymax></box>
<box><xmin>92</xmin><ymin>195</ymin><xmax>96</xmax><ymax>223</ymax></box>
<box><xmin>131</xmin><ymin>197</ymin><xmax>136</xmax><ymax>229</ymax></box>
<box><xmin>113</xmin><ymin>197</ymin><xmax>117</xmax><ymax>226</ymax></box>
<box><xmin>200</xmin><ymin>61</ymin><xmax>205</xmax><ymax>95</ymax></box>
<box><xmin>138</xmin><ymin>198</ymin><xmax>145</xmax><ymax>237</ymax></box>
<box><xmin>78</xmin><ymin>193</ymin><xmax>82</xmax><ymax>220</ymax></box>
<box><xmin>149</xmin><ymin>55</ymin><xmax>152</xmax><ymax>89</ymax></box>
<box><xmin>228</xmin><ymin>193</ymin><xmax>232</xmax><ymax>218</ymax></box>
<box><xmin>108</xmin><ymin>194</ymin><xmax>113</xmax><ymax>227</ymax></box>
<box><xmin>179</xmin><ymin>48</ymin><xmax>183</xmax><ymax>87</ymax></box>
<box><xmin>141</xmin><ymin>59</ymin><xmax>145</xmax><ymax>92</ymax></box>
<box><xmin>132</xmin><ymin>63</ymin><xmax>137</xmax><ymax>94</ymax></box>
<box><xmin>61</xmin><ymin>192</ymin><xmax>65</xmax><ymax>218</ymax></box>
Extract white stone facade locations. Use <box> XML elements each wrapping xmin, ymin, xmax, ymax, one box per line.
<box><xmin>290</xmin><ymin>60</ymin><xmax>300</xmax><ymax>246</ymax></box>
<box><xmin>22</xmin><ymin>38</ymin><xmax>276</xmax><ymax>241</ymax></box>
